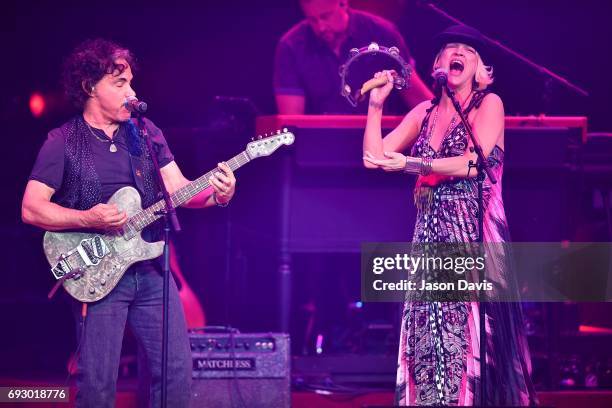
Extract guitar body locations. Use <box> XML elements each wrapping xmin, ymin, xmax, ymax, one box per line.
<box><xmin>43</xmin><ymin>187</ymin><xmax>164</xmax><ymax>303</ymax></box>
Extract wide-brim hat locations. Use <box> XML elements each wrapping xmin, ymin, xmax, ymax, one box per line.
<box><xmin>433</xmin><ymin>24</ymin><xmax>492</xmax><ymax>64</ymax></box>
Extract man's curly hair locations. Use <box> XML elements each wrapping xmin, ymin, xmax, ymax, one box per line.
<box><xmin>62</xmin><ymin>38</ymin><xmax>136</xmax><ymax>109</ymax></box>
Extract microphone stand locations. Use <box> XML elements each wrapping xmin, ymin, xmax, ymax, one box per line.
<box><xmin>420</xmin><ymin>1</ymin><xmax>589</xmax><ymax>100</ymax></box>
<box><xmin>136</xmin><ymin>113</ymin><xmax>181</xmax><ymax>408</ymax></box>
<box><xmin>444</xmin><ymin>84</ymin><xmax>495</xmax><ymax>406</ymax></box>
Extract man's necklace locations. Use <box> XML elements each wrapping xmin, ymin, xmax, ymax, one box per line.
<box><xmin>85</xmin><ymin>121</ymin><xmax>119</xmax><ymax>153</ymax></box>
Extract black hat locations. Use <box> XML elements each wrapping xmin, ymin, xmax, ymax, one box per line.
<box><xmin>433</xmin><ymin>24</ymin><xmax>492</xmax><ymax>63</ymax></box>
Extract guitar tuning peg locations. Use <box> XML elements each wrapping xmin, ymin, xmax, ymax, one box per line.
<box><xmin>276</xmin><ymin>130</ymin><xmax>281</xmax><ymax>134</ymax></box>
<box><xmin>283</xmin><ymin>128</ymin><xmax>288</xmax><ymax>132</ymax></box>
<box><xmin>258</xmin><ymin>135</ymin><xmax>263</xmax><ymax>140</ymax></box>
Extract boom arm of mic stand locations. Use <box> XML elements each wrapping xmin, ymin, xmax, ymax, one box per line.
<box><xmin>445</xmin><ymin>86</ymin><xmax>497</xmax><ymax>185</ymax></box>
<box><xmin>420</xmin><ymin>1</ymin><xmax>589</xmax><ymax>97</ymax></box>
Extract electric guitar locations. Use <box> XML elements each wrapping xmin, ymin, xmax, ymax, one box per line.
<box><xmin>44</xmin><ymin>130</ymin><xmax>294</xmax><ymax>302</ymax></box>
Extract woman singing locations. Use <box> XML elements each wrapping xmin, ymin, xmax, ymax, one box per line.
<box><xmin>363</xmin><ymin>25</ymin><xmax>537</xmax><ymax>406</ymax></box>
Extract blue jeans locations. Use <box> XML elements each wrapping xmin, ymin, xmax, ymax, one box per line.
<box><xmin>72</xmin><ymin>261</ymin><xmax>192</xmax><ymax>408</ymax></box>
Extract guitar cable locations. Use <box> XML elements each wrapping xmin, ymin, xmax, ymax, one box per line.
<box><xmin>62</xmin><ymin>304</ymin><xmax>88</xmax><ymax>392</ymax></box>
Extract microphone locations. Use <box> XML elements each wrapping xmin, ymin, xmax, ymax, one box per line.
<box><xmin>359</xmin><ymin>71</ymin><xmax>406</xmax><ymax>97</ymax></box>
<box><xmin>432</xmin><ymin>68</ymin><xmax>448</xmax><ymax>98</ymax></box>
<box><xmin>432</xmin><ymin>68</ymin><xmax>448</xmax><ymax>87</ymax></box>
<box><xmin>124</xmin><ymin>96</ymin><xmax>148</xmax><ymax>113</ymax></box>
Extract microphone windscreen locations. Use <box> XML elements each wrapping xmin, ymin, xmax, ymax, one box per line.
<box><xmin>432</xmin><ymin>68</ymin><xmax>448</xmax><ymax>84</ymax></box>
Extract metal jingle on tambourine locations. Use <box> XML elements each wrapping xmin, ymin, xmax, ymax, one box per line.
<box><xmin>342</xmin><ymin>84</ymin><xmax>352</xmax><ymax>97</ymax></box>
<box><xmin>394</xmin><ymin>76</ymin><xmax>407</xmax><ymax>90</ymax></box>
<box><xmin>367</xmin><ymin>42</ymin><xmax>380</xmax><ymax>52</ymax></box>
<box><xmin>339</xmin><ymin>42</ymin><xmax>412</xmax><ymax>107</ymax></box>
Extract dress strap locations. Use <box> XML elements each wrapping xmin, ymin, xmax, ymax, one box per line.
<box><xmin>426</xmin><ymin>95</ymin><xmax>439</xmax><ymax>113</ymax></box>
<box><xmin>419</xmin><ymin>104</ymin><xmax>436</xmax><ymax>134</ymax></box>
<box><xmin>463</xmin><ymin>89</ymin><xmax>491</xmax><ymax>115</ymax></box>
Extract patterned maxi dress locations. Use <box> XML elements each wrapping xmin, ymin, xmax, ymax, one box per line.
<box><xmin>395</xmin><ymin>91</ymin><xmax>538</xmax><ymax>406</ymax></box>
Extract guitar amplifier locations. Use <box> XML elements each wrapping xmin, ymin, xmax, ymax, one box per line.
<box><xmin>189</xmin><ymin>331</ymin><xmax>291</xmax><ymax>408</ymax></box>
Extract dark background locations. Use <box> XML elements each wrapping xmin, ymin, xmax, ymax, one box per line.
<box><xmin>0</xmin><ymin>0</ymin><xmax>609</xmax><ymax>377</ymax></box>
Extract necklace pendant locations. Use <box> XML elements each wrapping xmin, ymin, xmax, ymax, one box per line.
<box><xmin>109</xmin><ymin>143</ymin><xmax>118</xmax><ymax>153</ymax></box>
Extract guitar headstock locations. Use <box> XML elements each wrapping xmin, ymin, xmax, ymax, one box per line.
<box><xmin>246</xmin><ymin>128</ymin><xmax>295</xmax><ymax>159</ymax></box>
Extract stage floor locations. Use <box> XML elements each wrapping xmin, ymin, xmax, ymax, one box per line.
<box><xmin>2</xmin><ymin>376</ymin><xmax>611</xmax><ymax>407</ymax></box>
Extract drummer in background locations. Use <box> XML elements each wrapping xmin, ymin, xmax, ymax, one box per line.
<box><xmin>274</xmin><ymin>0</ymin><xmax>433</xmax><ymax>114</ymax></box>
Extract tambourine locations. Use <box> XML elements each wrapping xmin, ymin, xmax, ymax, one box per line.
<box><xmin>339</xmin><ymin>42</ymin><xmax>412</xmax><ymax>107</ymax></box>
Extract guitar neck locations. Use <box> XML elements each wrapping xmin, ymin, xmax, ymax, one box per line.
<box><xmin>127</xmin><ymin>151</ymin><xmax>250</xmax><ymax>232</ymax></box>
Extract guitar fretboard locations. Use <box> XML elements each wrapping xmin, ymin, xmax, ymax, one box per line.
<box><xmin>126</xmin><ymin>151</ymin><xmax>250</xmax><ymax>233</ymax></box>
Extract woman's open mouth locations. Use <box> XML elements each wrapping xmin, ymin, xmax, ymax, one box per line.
<box><xmin>449</xmin><ymin>59</ymin><xmax>465</xmax><ymax>75</ymax></box>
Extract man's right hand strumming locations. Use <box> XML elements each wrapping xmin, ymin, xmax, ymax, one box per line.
<box><xmin>81</xmin><ymin>203</ymin><xmax>127</xmax><ymax>230</ymax></box>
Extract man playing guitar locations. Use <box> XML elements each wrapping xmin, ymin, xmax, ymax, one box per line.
<box><xmin>21</xmin><ymin>38</ymin><xmax>236</xmax><ymax>407</ymax></box>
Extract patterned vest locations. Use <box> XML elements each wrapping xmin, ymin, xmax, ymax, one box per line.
<box><xmin>53</xmin><ymin>115</ymin><xmax>161</xmax><ymax>214</ymax></box>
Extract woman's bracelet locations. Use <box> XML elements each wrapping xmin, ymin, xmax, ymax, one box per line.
<box><xmin>421</xmin><ymin>156</ymin><xmax>433</xmax><ymax>175</ymax></box>
<box><xmin>404</xmin><ymin>156</ymin><xmax>433</xmax><ymax>175</ymax></box>
<box><xmin>404</xmin><ymin>156</ymin><xmax>422</xmax><ymax>174</ymax></box>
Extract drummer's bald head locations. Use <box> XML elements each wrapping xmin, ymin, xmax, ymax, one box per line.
<box><xmin>300</xmin><ymin>0</ymin><xmax>350</xmax><ymax>47</ymax></box>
